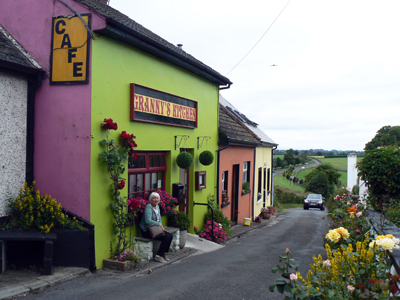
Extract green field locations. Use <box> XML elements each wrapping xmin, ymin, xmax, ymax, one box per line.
<box><xmin>275</xmin><ymin>156</ymin><xmax>358</xmax><ymax>193</ymax></box>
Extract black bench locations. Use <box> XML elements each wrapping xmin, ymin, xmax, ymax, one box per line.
<box><xmin>0</xmin><ymin>230</ymin><xmax>57</xmax><ymax>275</ymax></box>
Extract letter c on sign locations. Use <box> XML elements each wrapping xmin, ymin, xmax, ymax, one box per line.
<box><xmin>55</xmin><ymin>20</ymin><xmax>67</xmax><ymax>34</ymax></box>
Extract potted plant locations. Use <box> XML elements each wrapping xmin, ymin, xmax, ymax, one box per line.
<box><xmin>255</xmin><ymin>215</ymin><xmax>262</xmax><ymax>223</ymax></box>
<box><xmin>242</xmin><ymin>182</ymin><xmax>250</xmax><ymax>194</ymax></box>
<box><xmin>261</xmin><ymin>207</ymin><xmax>272</xmax><ymax>219</ymax></box>
<box><xmin>168</xmin><ymin>210</ymin><xmax>190</xmax><ymax>249</ymax></box>
<box><xmin>199</xmin><ymin>150</ymin><xmax>214</xmax><ymax>166</ymax></box>
<box><xmin>268</xmin><ymin>206</ymin><xmax>276</xmax><ymax>215</ymax></box>
<box><xmin>176</xmin><ymin>151</ymin><xmax>193</xmax><ymax>169</ymax></box>
<box><xmin>221</xmin><ymin>191</ymin><xmax>229</xmax><ymax>203</ymax></box>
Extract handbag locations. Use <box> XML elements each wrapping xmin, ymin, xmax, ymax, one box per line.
<box><xmin>147</xmin><ymin>208</ymin><xmax>165</xmax><ymax>239</ymax></box>
<box><xmin>147</xmin><ymin>225</ymin><xmax>165</xmax><ymax>239</ymax></box>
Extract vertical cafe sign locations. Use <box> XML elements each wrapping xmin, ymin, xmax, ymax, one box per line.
<box><xmin>50</xmin><ymin>14</ymin><xmax>91</xmax><ymax>84</ymax></box>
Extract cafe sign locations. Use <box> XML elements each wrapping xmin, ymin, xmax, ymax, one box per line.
<box><xmin>50</xmin><ymin>14</ymin><xmax>91</xmax><ymax>84</ymax></box>
<box><xmin>130</xmin><ymin>84</ymin><xmax>198</xmax><ymax>128</ymax></box>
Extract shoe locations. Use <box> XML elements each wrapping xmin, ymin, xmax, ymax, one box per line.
<box><xmin>154</xmin><ymin>256</ymin><xmax>166</xmax><ymax>263</ymax></box>
<box><xmin>163</xmin><ymin>254</ymin><xmax>170</xmax><ymax>261</ymax></box>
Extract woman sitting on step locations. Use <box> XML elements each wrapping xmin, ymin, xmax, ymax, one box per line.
<box><xmin>140</xmin><ymin>192</ymin><xmax>173</xmax><ymax>263</ymax></box>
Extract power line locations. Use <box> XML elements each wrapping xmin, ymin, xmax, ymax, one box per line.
<box><xmin>225</xmin><ymin>0</ymin><xmax>292</xmax><ymax>76</ymax></box>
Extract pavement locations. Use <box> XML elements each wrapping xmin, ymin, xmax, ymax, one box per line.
<box><xmin>0</xmin><ymin>213</ymin><xmax>281</xmax><ymax>300</ymax></box>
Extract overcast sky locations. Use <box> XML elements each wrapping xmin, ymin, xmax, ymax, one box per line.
<box><xmin>110</xmin><ymin>0</ymin><xmax>400</xmax><ymax>151</ymax></box>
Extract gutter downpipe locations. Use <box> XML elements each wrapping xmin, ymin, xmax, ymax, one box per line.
<box><xmin>217</xmin><ymin>142</ymin><xmax>230</xmax><ymax>205</ymax></box>
<box><xmin>271</xmin><ymin>145</ymin><xmax>278</xmax><ymax>206</ymax></box>
<box><xmin>252</xmin><ymin>147</ymin><xmax>257</xmax><ymax>221</ymax></box>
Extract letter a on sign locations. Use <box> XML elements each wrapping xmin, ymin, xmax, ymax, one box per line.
<box><xmin>50</xmin><ymin>14</ymin><xmax>91</xmax><ymax>84</ymax></box>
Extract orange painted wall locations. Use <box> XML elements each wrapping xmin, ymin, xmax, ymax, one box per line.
<box><xmin>219</xmin><ymin>145</ymin><xmax>255</xmax><ymax>224</ymax></box>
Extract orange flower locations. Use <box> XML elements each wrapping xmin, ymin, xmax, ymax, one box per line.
<box><xmin>348</xmin><ymin>207</ymin><xmax>357</xmax><ymax>213</ymax></box>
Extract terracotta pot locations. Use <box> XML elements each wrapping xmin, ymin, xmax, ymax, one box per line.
<box><xmin>262</xmin><ymin>212</ymin><xmax>272</xmax><ymax>219</ymax></box>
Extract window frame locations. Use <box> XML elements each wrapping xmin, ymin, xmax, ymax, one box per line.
<box><xmin>128</xmin><ymin>152</ymin><xmax>167</xmax><ymax>200</ymax></box>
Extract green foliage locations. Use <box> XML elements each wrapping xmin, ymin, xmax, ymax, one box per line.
<box><xmin>99</xmin><ymin>119</ymin><xmax>137</xmax><ymax>257</ymax></box>
<box><xmin>199</xmin><ymin>150</ymin><xmax>214</xmax><ymax>166</ymax></box>
<box><xmin>274</xmin><ymin>187</ymin><xmax>303</xmax><ymax>204</ymax></box>
<box><xmin>304</xmin><ymin>163</ymin><xmax>340</xmax><ymax>198</ymax></box>
<box><xmin>3</xmin><ymin>182</ymin><xmax>84</xmax><ymax>233</ymax></box>
<box><xmin>242</xmin><ymin>181</ymin><xmax>250</xmax><ymax>192</ymax></box>
<box><xmin>357</xmin><ymin>146</ymin><xmax>400</xmax><ymax>208</ymax></box>
<box><xmin>284</xmin><ymin>149</ymin><xmax>296</xmax><ymax>165</ymax></box>
<box><xmin>365</xmin><ymin>125</ymin><xmax>400</xmax><ymax>151</ymax></box>
<box><xmin>176</xmin><ymin>151</ymin><xmax>194</xmax><ymax>169</ymax></box>
<box><xmin>167</xmin><ymin>210</ymin><xmax>190</xmax><ymax>230</ymax></box>
<box><xmin>204</xmin><ymin>194</ymin><xmax>231</xmax><ymax>236</ymax></box>
<box><xmin>351</xmin><ymin>184</ymin><xmax>359</xmax><ymax>195</ymax></box>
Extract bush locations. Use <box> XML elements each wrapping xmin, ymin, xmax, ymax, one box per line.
<box><xmin>167</xmin><ymin>210</ymin><xmax>190</xmax><ymax>230</ymax></box>
<box><xmin>176</xmin><ymin>151</ymin><xmax>193</xmax><ymax>169</ymax></box>
<box><xmin>199</xmin><ymin>150</ymin><xmax>214</xmax><ymax>166</ymax></box>
<box><xmin>274</xmin><ymin>187</ymin><xmax>303</xmax><ymax>204</ymax></box>
<box><xmin>203</xmin><ymin>194</ymin><xmax>231</xmax><ymax>237</ymax></box>
<box><xmin>3</xmin><ymin>182</ymin><xmax>84</xmax><ymax>233</ymax></box>
<box><xmin>242</xmin><ymin>182</ymin><xmax>250</xmax><ymax>192</ymax></box>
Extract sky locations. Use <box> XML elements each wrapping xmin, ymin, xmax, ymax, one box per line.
<box><xmin>109</xmin><ymin>0</ymin><xmax>400</xmax><ymax>151</ymax></box>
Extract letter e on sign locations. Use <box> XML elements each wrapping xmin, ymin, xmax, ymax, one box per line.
<box><xmin>50</xmin><ymin>14</ymin><xmax>91</xmax><ymax>84</ymax></box>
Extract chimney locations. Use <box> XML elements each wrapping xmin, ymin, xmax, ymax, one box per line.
<box><xmin>177</xmin><ymin>44</ymin><xmax>183</xmax><ymax>50</ymax></box>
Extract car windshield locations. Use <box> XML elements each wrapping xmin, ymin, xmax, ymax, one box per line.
<box><xmin>307</xmin><ymin>194</ymin><xmax>321</xmax><ymax>199</ymax></box>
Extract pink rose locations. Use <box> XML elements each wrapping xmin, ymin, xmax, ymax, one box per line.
<box><xmin>289</xmin><ymin>273</ymin><xmax>297</xmax><ymax>281</ymax></box>
<box><xmin>323</xmin><ymin>259</ymin><xmax>331</xmax><ymax>267</ymax></box>
<box><xmin>347</xmin><ymin>285</ymin><xmax>355</xmax><ymax>291</ymax></box>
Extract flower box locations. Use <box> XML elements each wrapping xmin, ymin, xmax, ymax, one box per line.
<box><xmin>103</xmin><ymin>258</ymin><xmax>137</xmax><ymax>272</ymax></box>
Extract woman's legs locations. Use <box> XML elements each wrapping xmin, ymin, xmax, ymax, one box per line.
<box><xmin>155</xmin><ymin>231</ymin><xmax>173</xmax><ymax>256</ymax></box>
<box><xmin>140</xmin><ymin>230</ymin><xmax>173</xmax><ymax>257</ymax></box>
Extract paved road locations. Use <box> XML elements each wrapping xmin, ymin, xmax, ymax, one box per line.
<box><xmin>274</xmin><ymin>158</ymin><xmax>321</xmax><ymax>176</ymax></box>
<box><xmin>23</xmin><ymin>208</ymin><xmax>329</xmax><ymax>300</ymax></box>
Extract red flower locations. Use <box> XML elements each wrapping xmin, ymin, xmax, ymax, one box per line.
<box><xmin>101</xmin><ymin>118</ymin><xmax>118</xmax><ymax>130</ymax></box>
<box><xmin>117</xmin><ymin>179</ymin><xmax>125</xmax><ymax>190</ymax></box>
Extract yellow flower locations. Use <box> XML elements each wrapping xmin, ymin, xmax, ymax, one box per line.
<box><xmin>335</xmin><ymin>227</ymin><xmax>350</xmax><ymax>240</ymax></box>
<box><xmin>326</xmin><ymin>230</ymin><xmax>341</xmax><ymax>243</ymax></box>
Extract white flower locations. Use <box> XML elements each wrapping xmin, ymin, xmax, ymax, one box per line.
<box><xmin>323</xmin><ymin>259</ymin><xmax>331</xmax><ymax>267</ymax></box>
<box><xmin>289</xmin><ymin>273</ymin><xmax>297</xmax><ymax>281</ymax></box>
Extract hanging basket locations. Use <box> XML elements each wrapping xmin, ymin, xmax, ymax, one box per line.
<box><xmin>176</xmin><ymin>152</ymin><xmax>193</xmax><ymax>169</ymax></box>
<box><xmin>199</xmin><ymin>150</ymin><xmax>214</xmax><ymax>166</ymax></box>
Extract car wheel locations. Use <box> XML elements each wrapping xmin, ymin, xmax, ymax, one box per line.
<box><xmin>304</xmin><ymin>206</ymin><xmax>309</xmax><ymax>210</ymax></box>
<box><xmin>320</xmin><ymin>206</ymin><xmax>324</xmax><ymax>211</ymax></box>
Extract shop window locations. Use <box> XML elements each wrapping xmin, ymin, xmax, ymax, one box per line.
<box><xmin>243</xmin><ymin>161</ymin><xmax>250</xmax><ymax>183</ymax></box>
<box><xmin>128</xmin><ymin>152</ymin><xmax>166</xmax><ymax>199</ymax></box>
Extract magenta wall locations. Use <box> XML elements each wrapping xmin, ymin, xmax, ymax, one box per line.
<box><xmin>0</xmin><ymin>0</ymin><xmax>106</xmax><ymax>220</ymax></box>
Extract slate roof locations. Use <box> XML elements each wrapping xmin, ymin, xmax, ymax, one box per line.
<box><xmin>219</xmin><ymin>104</ymin><xmax>260</xmax><ymax>147</ymax></box>
<box><xmin>75</xmin><ymin>0</ymin><xmax>231</xmax><ymax>86</ymax></box>
<box><xmin>0</xmin><ymin>26</ymin><xmax>43</xmax><ymax>75</ymax></box>
<box><xmin>219</xmin><ymin>95</ymin><xmax>278</xmax><ymax>147</ymax></box>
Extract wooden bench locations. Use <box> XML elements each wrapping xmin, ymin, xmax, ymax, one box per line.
<box><xmin>0</xmin><ymin>230</ymin><xmax>57</xmax><ymax>275</ymax></box>
<box><xmin>133</xmin><ymin>227</ymin><xmax>180</xmax><ymax>262</ymax></box>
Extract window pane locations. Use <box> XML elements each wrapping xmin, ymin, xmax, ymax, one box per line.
<box><xmin>129</xmin><ymin>174</ymin><xmax>137</xmax><ymax>193</ymax></box>
<box><xmin>154</xmin><ymin>156</ymin><xmax>160</xmax><ymax>167</ymax></box>
<box><xmin>159</xmin><ymin>155</ymin><xmax>165</xmax><ymax>167</ymax></box>
<box><xmin>151</xmin><ymin>173</ymin><xmax>157</xmax><ymax>189</ymax></box>
<box><xmin>157</xmin><ymin>172</ymin><xmax>163</xmax><ymax>188</ymax></box>
<box><xmin>137</xmin><ymin>174</ymin><xmax>144</xmax><ymax>192</ymax></box>
<box><xmin>130</xmin><ymin>156</ymin><xmax>146</xmax><ymax>169</ymax></box>
<box><xmin>149</xmin><ymin>155</ymin><xmax>154</xmax><ymax>168</ymax></box>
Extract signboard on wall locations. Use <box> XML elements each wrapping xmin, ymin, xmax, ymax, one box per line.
<box><xmin>50</xmin><ymin>14</ymin><xmax>91</xmax><ymax>84</ymax></box>
<box><xmin>130</xmin><ymin>84</ymin><xmax>198</xmax><ymax>128</ymax></box>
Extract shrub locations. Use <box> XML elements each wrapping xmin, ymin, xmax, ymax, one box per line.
<box><xmin>176</xmin><ymin>151</ymin><xmax>193</xmax><ymax>169</ymax></box>
<box><xmin>274</xmin><ymin>187</ymin><xmax>303</xmax><ymax>204</ymax></box>
<box><xmin>242</xmin><ymin>182</ymin><xmax>250</xmax><ymax>192</ymax></box>
<box><xmin>199</xmin><ymin>150</ymin><xmax>214</xmax><ymax>166</ymax></box>
<box><xmin>3</xmin><ymin>182</ymin><xmax>84</xmax><ymax>233</ymax></box>
<box><xmin>167</xmin><ymin>210</ymin><xmax>190</xmax><ymax>230</ymax></box>
<box><xmin>197</xmin><ymin>220</ymin><xmax>228</xmax><ymax>242</ymax></box>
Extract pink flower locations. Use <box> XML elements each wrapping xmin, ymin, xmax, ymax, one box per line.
<box><xmin>289</xmin><ymin>273</ymin><xmax>297</xmax><ymax>281</ymax></box>
<box><xmin>356</xmin><ymin>212</ymin><xmax>362</xmax><ymax>217</ymax></box>
<box><xmin>323</xmin><ymin>259</ymin><xmax>331</xmax><ymax>267</ymax></box>
<box><xmin>286</xmin><ymin>248</ymin><xmax>290</xmax><ymax>253</ymax></box>
<box><xmin>347</xmin><ymin>285</ymin><xmax>355</xmax><ymax>291</ymax></box>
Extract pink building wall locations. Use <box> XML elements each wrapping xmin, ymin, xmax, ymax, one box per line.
<box><xmin>0</xmin><ymin>0</ymin><xmax>106</xmax><ymax>220</ymax></box>
<box><xmin>219</xmin><ymin>146</ymin><xmax>255</xmax><ymax>223</ymax></box>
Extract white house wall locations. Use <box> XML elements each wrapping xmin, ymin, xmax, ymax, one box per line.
<box><xmin>0</xmin><ymin>71</ymin><xmax>27</xmax><ymax>216</ymax></box>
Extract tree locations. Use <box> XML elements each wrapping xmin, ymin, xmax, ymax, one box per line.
<box><xmin>275</xmin><ymin>157</ymin><xmax>282</xmax><ymax>168</ymax></box>
<box><xmin>357</xmin><ymin>146</ymin><xmax>400</xmax><ymax>206</ymax></box>
<box><xmin>365</xmin><ymin>125</ymin><xmax>400</xmax><ymax>151</ymax></box>
<box><xmin>304</xmin><ymin>164</ymin><xmax>341</xmax><ymax>198</ymax></box>
<box><xmin>284</xmin><ymin>149</ymin><xmax>296</xmax><ymax>165</ymax></box>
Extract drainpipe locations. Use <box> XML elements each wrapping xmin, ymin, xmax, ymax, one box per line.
<box><xmin>193</xmin><ymin>202</ymin><xmax>214</xmax><ymax>241</ymax></box>
<box><xmin>271</xmin><ymin>145</ymin><xmax>278</xmax><ymax>206</ymax></box>
<box><xmin>252</xmin><ymin>147</ymin><xmax>256</xmax><ymax>220</ymax></box>
<box><xmin>217</xmin><ymin>142</ymin><xmax>230</xmax><ymax>205</ymax></box>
